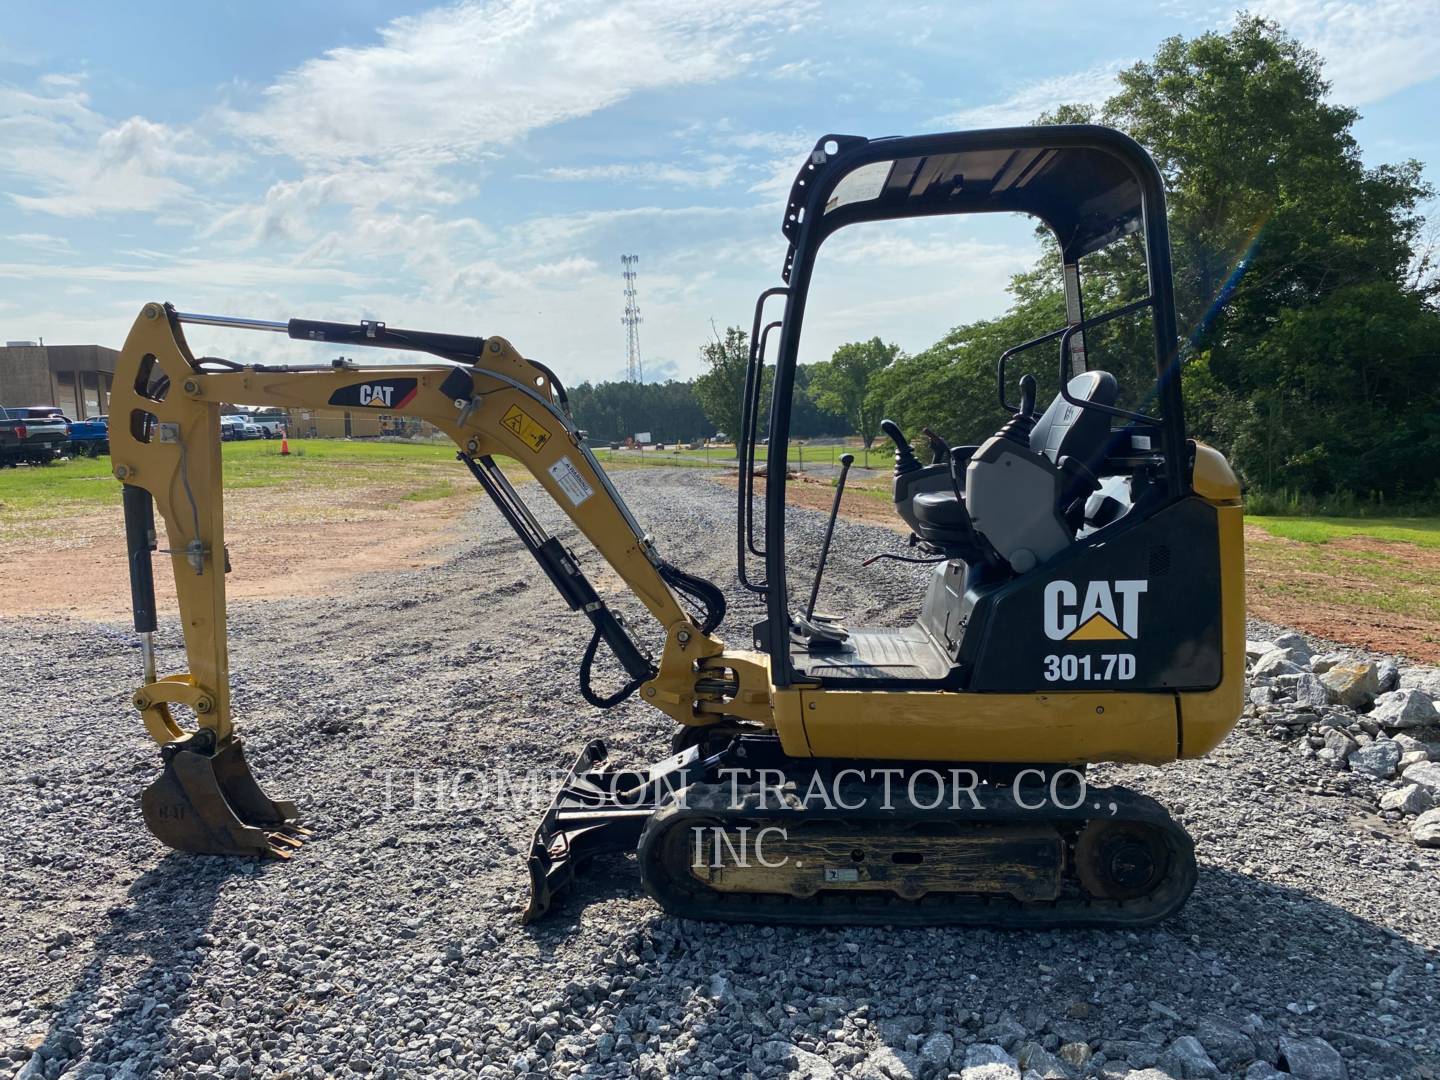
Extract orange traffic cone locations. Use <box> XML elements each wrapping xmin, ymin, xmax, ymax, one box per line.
<box><xmin>279</xmin><ymin>431</ymin><xmax>291</xmax><ymax>456</ymax></box>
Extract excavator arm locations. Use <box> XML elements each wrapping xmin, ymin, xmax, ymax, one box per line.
<box><xmin>110</xmin><ymin>302</ymin><xmax>770</xmax><ymax>858</ymax></box>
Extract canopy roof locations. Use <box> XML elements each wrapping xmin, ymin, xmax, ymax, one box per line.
<box><xmin>781</xmin><ymin>126</ymin><xmax>1158</xmax><ymax>275</ymax></box>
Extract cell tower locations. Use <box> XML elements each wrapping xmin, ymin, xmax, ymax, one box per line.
<box><xmin>621</xmin><ymin>254</ymin><xmax>643</xmax><ymax>383</ymax></box>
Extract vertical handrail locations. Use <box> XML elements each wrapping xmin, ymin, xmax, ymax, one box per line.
<box><xmin>737</xmin><ymin>288</ymin><xmax>786</xmax><ymax>594</ymax></box>
<box><xmin>747</xmin><ymin>320</ymin><xmax>782</xmax><ymax>558</ymax></box>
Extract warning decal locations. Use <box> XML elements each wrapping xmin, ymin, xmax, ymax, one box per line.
<box><xmin>500</xmin><ymin>403</ymin><xmax>552</xmax><ymax>453</ymax></box>
<box><xmin>548</xmin><ymin>456</ymin><xmax>594</xmax><ymax>507</ymax></box>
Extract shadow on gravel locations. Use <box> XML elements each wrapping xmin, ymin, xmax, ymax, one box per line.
<box><xmin>27</xmin><ymin>855</ymin><xmax>252</xmax><ymax>1077</ymax></box>
<box><xmin>523</xmin><ymin>852</ymin><xmax>648</xmax><ymax>941</ymax></box>
<box><xmin>526</xmin><ymin>855</ymin><xmax>1439</xmax><ymax>1077</ymax></box>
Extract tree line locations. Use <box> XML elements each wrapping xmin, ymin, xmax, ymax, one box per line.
<box><xmin>574</xmin><ymin>16</ymin><xmax>1439</xmax><ymax>504</ymax></box>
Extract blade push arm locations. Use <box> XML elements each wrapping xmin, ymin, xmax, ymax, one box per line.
<box><xmin>111</xmin><ymin>303</ymin><xmax>770</xmax><ymax>751</ymax></box>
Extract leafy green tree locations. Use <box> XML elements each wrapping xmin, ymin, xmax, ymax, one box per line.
<box><xmin>692</xmin><ymin>326</ymin><xmax>764</xmax><ymax>450</ymax></box>
<box><xmin>568</xmin><ymin>378</ymin><xmax>711</xmax><ymax>444</ymax></box>
<box><xmin>888</xmin><ymin>14</ymin><xmax>1439</xmax><ymax>501</ymax></box>
<box><xmin>1097</xmin><ymin>15</ymin><xmax>1437</xmax><ymax>498</ymax></box>
<box><xmin>807</xmin><ymin>337</ymin><xmax>900</xmax><ymax>448</ymax></box>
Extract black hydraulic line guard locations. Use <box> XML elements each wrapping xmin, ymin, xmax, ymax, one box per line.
<box><xmin>288</xmin><ymin>318</ymin><xmax>486</xmax><ymax>364</ymax></box>
<box><xmin>458</xmin><ymin>453</ymin><xmax>655</xmax><ymax>705</ymax></box>
<box><xmin>122</xmin><ymin>484</ymin><xmax>158</xmax><ymax>634</ymax></box>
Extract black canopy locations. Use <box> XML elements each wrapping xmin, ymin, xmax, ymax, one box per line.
<box><xmin>781</xmin><ymin>126</ymin><xmax>1157</xmax><ymax>273</ymax></box>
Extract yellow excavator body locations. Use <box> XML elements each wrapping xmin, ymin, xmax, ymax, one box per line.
<box><xmin>112</xmin><ymin>124</ymin><xmax>1244</xmax><ymax>928</ymax></box>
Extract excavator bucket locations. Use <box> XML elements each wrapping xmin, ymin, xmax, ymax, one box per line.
<box><xmin>141</xmin><ymin>736</ymin><xmax>309</xmax><ymax>858</ymax></box>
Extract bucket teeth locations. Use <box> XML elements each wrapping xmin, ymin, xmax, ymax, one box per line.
<box><xmin>141</xmin><ymin>735</ymin><xmax>306</xmax><ymax>859</ymax></box>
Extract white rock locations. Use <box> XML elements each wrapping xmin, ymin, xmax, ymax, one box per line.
<box><xmin>962</xmin><ymin>1044</ymin><xmax>1020</xmax><ymax>1079</ymax></box>
<box><xmin>1348</xmin><ymin>738</ymin><xmax>1401</xmax><ymax>778</ymax></box>
<box><xmin>1379</xmin><ymin>784</ymin><xmax>1435</xmax><ymax>815</ymax></box>
<box><xmin>1293</xmin><ymin>673</ymin><xmax>1331</xmax><ymax>709</ymax></box>
<box><xmin>1413</xmin><ymin>807</ymin><xmax>1440</xmax><ymax>848</ymax></box>
<box><xmin>792</xmin><ymin>1047</ymin><xmax>838</xmax><ymax>1079</ymax></box>
<box><xmin>1270</xmin><ymin>631</ymin><xmax>1312</xmax><ymax>659</ymax></box>
<box><xmin>1370</xmin><ymin>688</ymin><xmax>1439</xmax><ymax>729</ymax></box>
<box><xmin>1402</xmin><ymin>760</ymin><xmax>1440</xmax><ymax>794</ymax></box>
<box><xmin>1245</xmin><ymin>639</ymin><xmax>1272</xmax><ymax>661</ymax></box>
<box><xmin>860</xmin><ymin>1045</ymin><xmax>921</xmax><ymax>1080</ymax></box>
<box><xmin>1309</xmin><ymin>651</ymin><xmax>1345</xmax><ymax>674</ymax></box>
<box><xmin>1399</xmin><ymin>667</ymin><xmax>1440</xmax><ymax>697</ymax></box>
<box><xmin>919</xmin><ymin>1032</ymin><xmax>954</xmax><ymax>1068</ymax></box>
<box><xmin>1278</xmin><ymin>1034</ymin><xmax>1348</xmax><ymax>1080</ymax></box>
<box><xmin>1376</xmin><ymin>659</ymin><xmax>1399</xmax><ymax>692</ymax></box>
<box><xmin>1251</xmin><ymin>650</ymin><xmax>1303</xmax><ymax>678</ymax></box>
<box><xmin>1322</xmin><ymin>728</ymin><xmax>1358</xmax><ymax>761</ymax></box>
<box><xmin>1394</xmin><ymin>732</ymin><xmax>1429</xmax><ymax>754</ymax></box>
<box><xmin>1401</xmin><ymin>750</ymin><xmax>1430</xmax><ymax>769</ymax></box>
<box><xmin>1057</xmin><ymin>1042</ymin><xmax>1092</xmax><ymax>1069</ymax></box>
<box><xmin>1157</xmin><ymin>1035</ymin><xmax>1221</xmax><ymax>1079</ymax></box>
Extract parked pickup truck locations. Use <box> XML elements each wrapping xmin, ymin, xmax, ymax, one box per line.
<box><xmin>246</xmin><ymin>408</ymin><xmax>288</xmax><ymax>438</ymax></box>
<box><xmin>0</xmin><ymin>406</ymin><xmax>70</xmax><ymax>465</ymax></box>
<box><xmin>68</xmin><ymin>415</ymin><xmax>109</xmax><ymax>456</ymax></box>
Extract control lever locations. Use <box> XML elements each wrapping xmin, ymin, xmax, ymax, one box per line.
<box><xmin>880</xmin><ymin>419</ymin><xmax>921</xmax><ymax>476</ymax></box>
<box><xmin>921</xmin><ymin>427</ymin><xmax>949</xmax><ymax>465</ymax></box>
<box><xmin>997</xmin><ymin>374</ymin><xmax>1039</xmax><ymax>445</ymax></box>
<box><xmin>806</xmin><ymin>453</ymin><xmax>855</xmax><ymax>619</ymax></box>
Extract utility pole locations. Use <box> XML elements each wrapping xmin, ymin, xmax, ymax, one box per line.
<box><xmin>621</xmin><ymin>254</ymin><xmax>643</xmax><ymax>383</ymax></box>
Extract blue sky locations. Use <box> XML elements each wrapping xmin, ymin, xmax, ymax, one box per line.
<box><xmin>2</xmin><ymin>0</ymin><xmax>1437</xmax><ymax>383</ymax></box>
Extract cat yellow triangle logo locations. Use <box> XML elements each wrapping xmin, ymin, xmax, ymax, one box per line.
<box><xmin>1067</xmin><ymin>613</ymin><xmax>1130</xmax><ymax>641</ymax></box>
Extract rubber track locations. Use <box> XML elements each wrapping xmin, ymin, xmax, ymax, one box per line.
<box><xmin>636</xmin><ymin>777</ymin><xmax>1197</xmax><ymax>929</ymax></box>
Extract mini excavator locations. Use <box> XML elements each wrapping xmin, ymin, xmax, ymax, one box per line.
<box><xmin>113</xmin><ymin>126</ymin><xmax>1243</xmax><ymax>928</ymax></box>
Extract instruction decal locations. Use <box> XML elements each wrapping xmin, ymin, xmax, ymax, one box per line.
<box><xmin>548</xmin><ymin>456</ymin><xmax>594</xmax><ymax>507</ymax></box>
<box><xmin>501</xmin><ymin>403</ymin><xmax>552</xmax><ymax>453</ymax></box>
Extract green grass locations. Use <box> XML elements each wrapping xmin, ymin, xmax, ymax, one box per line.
<box><xmin>0</xmin><ymin>439</ymin><xmax>470</xmax><ymax>522</ymax></box>
<box><xmin>1247</xmin><ymin>515</ymin><xmax>1440</xmax><ymax>549</ymax></box>
<box><xmin>399</xmin><ymin>480</ymin><xmax>459</xmax><ymax>502</ymax></box>
<box><xmin>1245</xmin><ymin>512</ymin><xmax>1440</xmax><ymax>639</ymax></box>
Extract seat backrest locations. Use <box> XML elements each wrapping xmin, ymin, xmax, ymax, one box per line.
<box><xmin>1028</xmin><ymin>370</ymin><xmax>1118</xmax><ymax>473</ymax></box>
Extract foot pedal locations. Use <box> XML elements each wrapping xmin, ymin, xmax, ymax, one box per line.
<box><xmin>141</xmin><ymin>734</ymin><xmax>305</xmax><ymax>858</ymax></box>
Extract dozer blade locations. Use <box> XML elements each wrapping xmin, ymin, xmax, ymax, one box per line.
<box><xmin>523</xmin><ymin>739</ymin><xmax>698</xmax><ymax>923</ymax></box>
<box><xmin>141</xmin><ymin>736</ymin><xmax>308</xmax><ymax>859</ymax></box>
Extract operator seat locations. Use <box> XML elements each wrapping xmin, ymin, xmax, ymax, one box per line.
<box><xmin>911</xmin><ymin>370</ymin><xmax>1118</xmax><ymax>573</ymax></box>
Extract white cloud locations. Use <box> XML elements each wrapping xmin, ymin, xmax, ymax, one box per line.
<box><xmin>5</xmin><ymin>232</ymin><xmax>71</xmax><ymax>253</ymax></box>
<box><xmin>732</xmin><ymin>129</ymin><xmax>817</xmax><ymax>200</ymax></box>
<box><xmin>1245</xmin><ymin>0</ymin><xmax>1440</xmax><ymax>104</ymax></box>
<box><xmin>228</xmin><ymin>0</ymin><xmax>809</xmax><ymax>165</ymax></box>
<box><xmin>0</xmin><ymin>79</ymin><xmax>232</xmax><ymax>218</ymax></box>
<box><xmin>822</xmin><ymin>232</ymin><xmax>1035</xmax><ymax>273</ymax></box>
<box><xmin>942</xmin><ymin>62</ymin><xmax>1129</xmax><ymax>129</ymax></box>
<box><xmin>0</xmin><ymin>257</ymin><xmax>364</xmax><ymax>289</ymax></box>
<box><xmin>206</xmin><ymin>165</ymin><xmax>475</xmax><ymax>246</ymax></box>
<box><xmin>538</xmin><ymin>161</ymin><xmax>736</xmax><ymax>189</ymax></box>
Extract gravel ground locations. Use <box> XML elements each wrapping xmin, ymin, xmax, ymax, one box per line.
<box><xmin>1</xmin><ymin>467</ymin><xmax>1438</xmax><ymax>1080</ymax></box>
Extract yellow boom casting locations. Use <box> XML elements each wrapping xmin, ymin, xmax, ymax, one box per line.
<box><xmin>115</xmin><ymin>125</ymin><xmax>1244</xmax><ymax>929</ymax></box>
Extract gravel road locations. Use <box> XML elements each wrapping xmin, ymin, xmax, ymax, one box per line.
<box><xmin>1</xmin><ymin>468</ymin><xmax>1437</xmax><ymax>1080</ymax></box>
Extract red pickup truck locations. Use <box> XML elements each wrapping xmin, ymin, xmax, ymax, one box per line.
<box><xmin>0</xmin><ymin>405</ymin><xmax>70</xmax><ymax>465</ymax></box>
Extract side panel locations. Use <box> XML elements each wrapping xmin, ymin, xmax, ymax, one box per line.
<box><xmin>800</xmin><ymin>687</ymin><xmax>1178</xmax><ymax>765</ymax></box>
<box><xmin>967</xmin><ymin>498</ymin><xmax>1223</xmax><ymax>692</ymax></box>
<box><xmin>1178</xmin><ymin>501</ymin><xmax>1245</xmax><ymax>757</ymax></box>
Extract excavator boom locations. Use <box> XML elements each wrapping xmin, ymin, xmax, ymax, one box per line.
<box><xmin>110</xmin><ymin>302</ymin><xmax>769</xmax><ymax>859</ymax></box>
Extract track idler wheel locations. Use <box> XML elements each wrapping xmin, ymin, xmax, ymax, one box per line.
<box><xmin>141</xmin><ymin>732</ymin><xmax>309</xmax><ymax>858</ymax></box>
<box><xmin>1074</xmin><ymin>819</ymin><xmax>1169</xmax><ymax>901</ymax></box>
